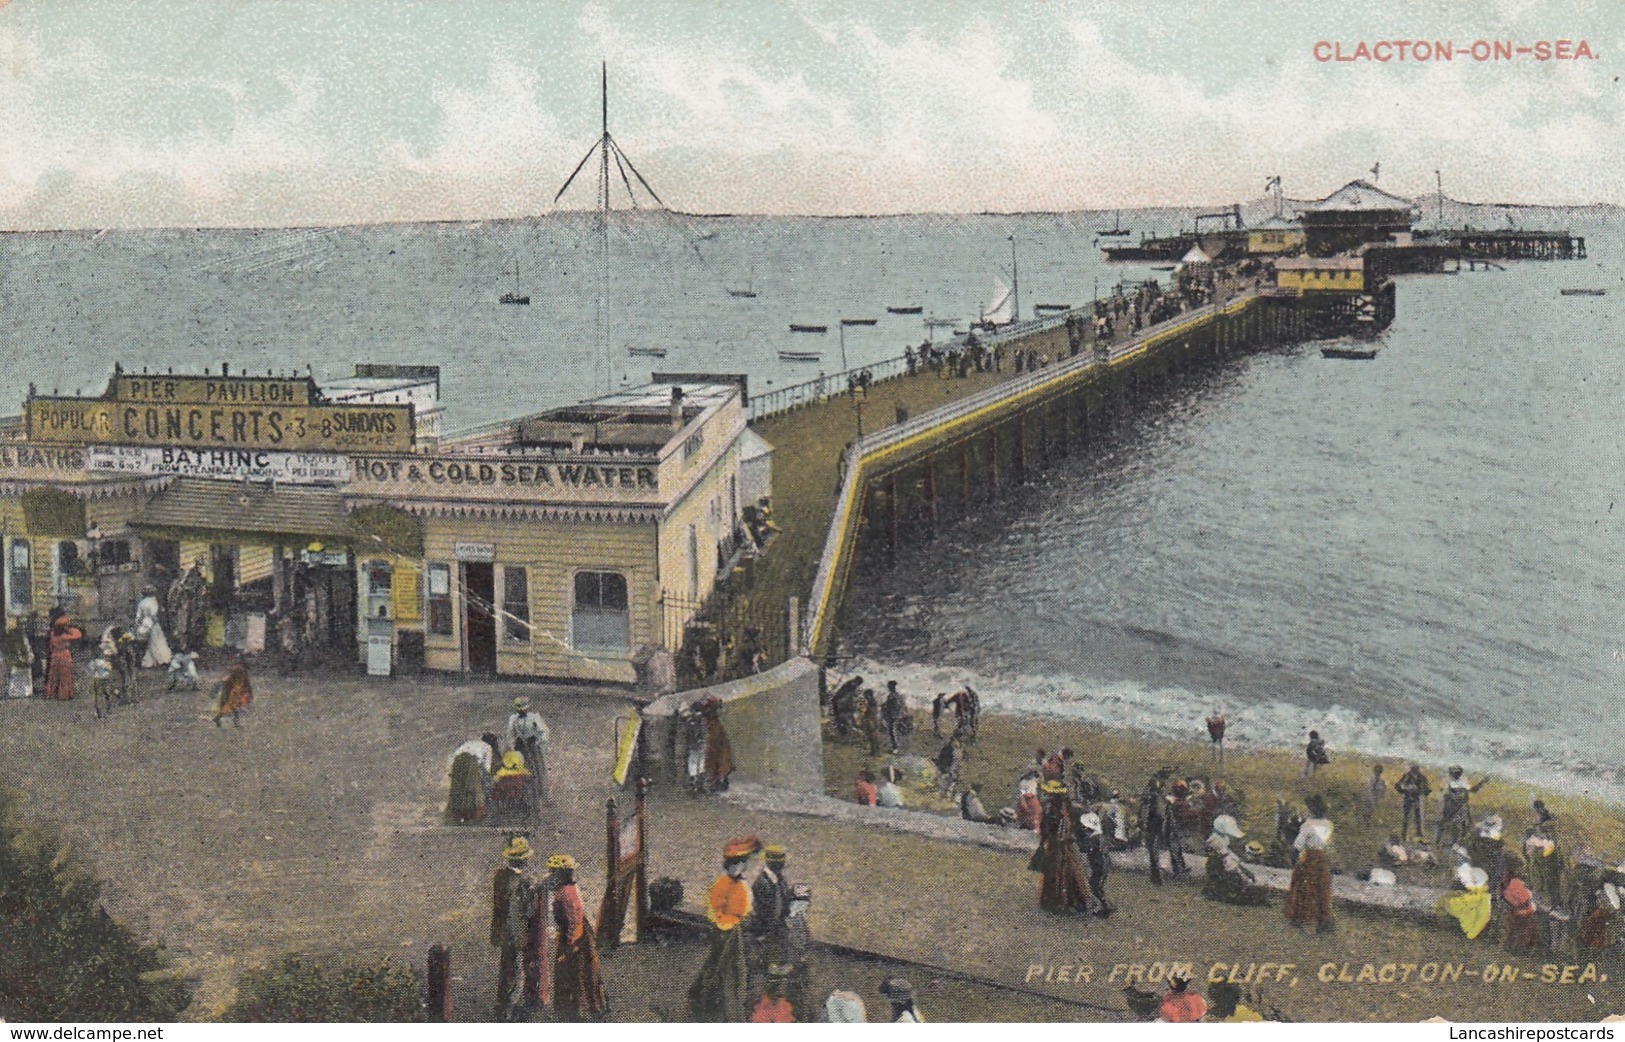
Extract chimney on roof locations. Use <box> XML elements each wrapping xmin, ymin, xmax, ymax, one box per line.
<box><xmin>670</xmin><ymin>386</ymin><xmax>685</xmax><ymax>431</ymax></box>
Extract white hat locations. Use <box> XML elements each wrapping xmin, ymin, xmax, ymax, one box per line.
<box><xmin>1369</xmin><ymin>868</ymin><xmax>1397</xmax><ymax>886</ymax></box>
<box><xmin>1477</xmin><ymin>816</ymin><xmax>1503</xmax><ymax>840</ymax></box>
<box><xmin>1456</xmin><ymin>863</ymin><xmax>1489</xmax><ymax>890</ymax></box>
<box><xmin>1078</xmin><ymin>812</ymin><xmax>1102</xmax><ymax>833</ymax></box>
<box><xmin>1212</xmin><ymin>814</ymin><xmax>1244</xmax><ymax>840</ymax></box>
<box><xmin>824</xmin><ymin>990</ymin><xmax>868</xmax><ymax>1023</ymax></box>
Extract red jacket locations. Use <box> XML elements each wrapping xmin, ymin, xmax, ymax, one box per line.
<box><xmin>1159</xmin><ymin>991</ymin><xmax>1207</xmax><ymax>1023</ymax></box>
<box><xmin>852</xmin><ymin>779</ymin><xmax>878</xmax><ymax>806</ymax></box>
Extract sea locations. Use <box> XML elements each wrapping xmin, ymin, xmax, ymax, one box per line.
<box><xmin>1</xmin><ymin>207</ymin><xmax>1621</xmax><ymax>799</ymax></box>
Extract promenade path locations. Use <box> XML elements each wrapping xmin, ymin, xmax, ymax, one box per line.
<box><xmin>0</xmin><ymin>669</ymin><xmax>1611</xmax><ymax>1022</ymax></box>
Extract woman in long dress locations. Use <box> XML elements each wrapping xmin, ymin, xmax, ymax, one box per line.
<box><xmin>1284</xmin><ymin>795</ymin><xmax>1335</xmax><ymax>931</ymax></box>
<box><xmin>44</xmin><ymin>615</ymin><xmax>81</xmax><ymax>701</ymax></box>
<box><xmin>134</xmin><ymin>586</ymin><xmax>172</xmax><ymax>668</ymax></box>
<box><xmin>445</xmin><ymin>732</ymin><xmax>501</xmax><ymax>824</ymax></box>
<box><xmin>211</xmin><ymin>659</ymin><xmax>253</xmax><ymax>726</ymax></box>
<box><xmin>1028</xmin><ymin>781</ymin><xmax>1092</xmax><ymax>913</ymax></box>
<box><xmin>546</xmin><ymin>854</ymin><xmax>607</xmax><ymax>1019</ymax></box>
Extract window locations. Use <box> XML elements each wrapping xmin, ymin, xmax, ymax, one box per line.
<box><xmin>56</xmin><ymin>540</ymin><xmax>84</xmax><ymax>578</ymax></box>
<box><xmin>427</xmin><ymin>562</ymin><xmax>453</xmax><ymax>636</ymax></box>
<box><xmin>97</xmin><ymin>539</ymin><xmax>132</xmax><ymax>569</ymax></box>
<box><xmin>7</xmin><ymin>539</ymin><xmax>31</xmax><ymax>614</ymax></box>
<box><xmin>502</xmin><ymin>566</ymin><xmax>530</xmax><ymax>643</ymax></box>
<box><xmin>572</xmin><ymin>571</ymin><xmax>629</xmax><ymax>651</ymax></box>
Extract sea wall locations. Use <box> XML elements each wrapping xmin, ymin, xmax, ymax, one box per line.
<box><xmin>641</xmin><ymin>655</ymin><xmax>823</xmax><ymax>792</ymax></box>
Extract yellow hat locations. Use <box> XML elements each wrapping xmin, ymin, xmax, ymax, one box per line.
<box><xmin>763</xmin><ymin>844</ymin><xmax>788</xmax><ymax>863</ymax></box>
<box><xmin>546</xmin><ymin>854</ymin><xmax>577</xmax><ymax>870</ymax></box>
<box><xmin>513</xmin><ymin>697</ymin><xmax>530</xmax><ymax>711</ymax></box>
<box><xmin>503</xmin><ymin>837</ymin><xmax>532</xmax><ymax>860</ymax></box>
<box><xmin>501</xmin><ymin>750</ymin><xmax>526</xmax><ymax>771</ymax></box>
<box><xmin>1040</xmin><ymin>780</ymin><xmax>1068</xmax><ymax>796</ymax></box>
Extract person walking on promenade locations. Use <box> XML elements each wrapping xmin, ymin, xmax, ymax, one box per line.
<box><xmin>44</xmin><ymin>614</ymin><xmax>81</xmax><ymax>701</ymax></box>
<box><xmin>490</xmin><ymin>836</ymin><xmax>538</xmax><ymax>1021</ymax></box>
<box><xmin>749</xmin><ymin>845</ymin><xmax>793</xmax><ymax>973</ymax></box>
<box><xmin>546</xmin><ymin>854</ymin><xmax>607</xmax><ymax>1020</ymax></box>
<box><xmin>1302</xmin><ymin>731</ymin><xmax>1330</xmax><ymax>779</ymax></box>
<box><xmin>1076</xmin><ymin>811</ymin><xmax>1113</xmax><ymax>917</ymax></box>
<box><xmin>1285</xmin><ymin>795</ymin><xmax>1335</xmax><ymax>932</ymax></box>
<box><xmin>133</xmin><ymin>584</ymin><xmax>172</xmax><ymax>670</ymax></box>
<box><xmin>1157</xmin><ymin>972</ymin><xmax>1206</xmax><ymax>1022</ymax></box>
<box><xmin>506</xmin><ymin>697</ymin><xmax>550</xmax><ymax>804</ymax></box>
<box><xmin>1141</xmin><ymin>772</ymin><xmax>1169</xmax><ymax>885</ymax></box>
<box><xmin>1436</xmin><ymin>766</ymin><xmax>1486</xmax><ymax>846</ymax></box>
<box><xmin>689</xmin><ymin>836</ymin><xmax>760</xmax><ymax>1021</ymax></box>
<box><xmin>701</xmin><ymin>696</ymin><xmax>735</xmax><ymax>792</ymax></box>
<box><xmin>880</xmin><ymin>977</ymin><xmax>923</xmax><ymax>1022</ymax></box>
<box><xmin>1206</xmin><ymin>709</ymin><xmax>1226</xmax><ymax>767</ymax></box>
<box><xmin>1394</xmin><ymin>763</ymin><xmax>1431</xmax><ymax>842</ymax></box>
<box><xmin>679</xmin><ymin>700</ymin><xmax>708</xmax><ymax>794</ymax></box>
<box><xmin>211</xmin><ymin>658</ymin><xmax>253</xmax><ymax>727</ymax></box>
<box><xmin>1029</xmin><ymin>781</ymin><xmax>1092</xmax><ymax>914</ymax></box>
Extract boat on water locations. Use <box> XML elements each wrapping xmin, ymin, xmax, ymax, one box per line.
<box><xmin>789</xmin><ymin>324</ymin><xmax>827</xmax><ymax>333</ymax></box>
<box><xmin>500</xmin><ymin>257</ymin><xmax>530</xmax><ymax>305</ymax></box>
<box><xmin>1097</xmin><ymin>210</ymin><xmax>1132</xmax><ymax>237</ymax></box>
<box><xmin>778</xmin><ymin>350</ymin><xmax>822</xmax><ymax>362</ymax></box>
<box><xmin>887</xmin><ymin>305</ymin><xmax>923</xmax><ymax>315</ymax></box>
<box><xmin>1322</xmin><ymin>346</ymin><xmax>1378</xmax><ymax>360</ymax></box>
<box><xmin>727</xmin><ymin>287</ymin><xmax>757</xmax><ymax>299</ymax></box>
<box><xmin>840</xmin><ymin>317</ymin><xmax>877</xmax><ymax>326</ymax></box>
<box><xmin>627</xmin><ymin>346</ymin><xmax>667</xmax><ymax>358</ymax></box>
<box><xmin>1033</xmin><ymin>303</ymin><xmax>1071</xmax><ymax>314</ymax></box>
<box><xmin>979</xmin><ymin>275</ymin><xmax>1015</xmax><ymax>330</ymax></box>
<box><xmin>1560</xmin><ymin>288</ymin><xmax>1606</xmax><ymax>296</ymax></box>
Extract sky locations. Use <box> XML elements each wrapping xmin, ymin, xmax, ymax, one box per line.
<box><xmin>0</xmin><ymin>0</ymin><xmax>1620</xmax><ymax>228</ymax></box>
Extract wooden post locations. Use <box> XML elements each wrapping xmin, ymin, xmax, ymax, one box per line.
<box><xmin>427</xmin><ymin>944</ymin><xmax>452</xmax><ymax>1022</ymax></box>
<box><xmin>986</xmin><ymin>429</ymin><xmax>999</xmax><ymax>494</ymax></box>
<box><xmin>787</xmin><ymin>596</ymin><xmax>801</xmax><ymax>658</ymax></box>
<box><xmin>884</xmin><ymin>476</ymin><xmax>898</xmax><ymax>552</ymax></box>
<box><xmin>922</xmin><ymin>457</ymin><xmax>938</xmax><ymax>530</ymax></box>
<box><xmin>601</xmin><ymin>795</ymin><xmax>620</xmax><ymax>948</ymax></box>
<box><xmin>1013</xmin><ymin>416</ymin><xmax>1027</xmax><ymax>482</ymax></box>
<box><xmin>635</xmin><ymin>777</ymin><xmax>649</xmax><ymax>940</ymax></box>
<box><xmin>1058</xmin><ymin>400</ymin><xmax>1071</xmax><ymax>457</ymax></box>
<box><xmin>958</xmin><ymin>442</ymin><xmax>970</xmax><ymax>509</ymax></box>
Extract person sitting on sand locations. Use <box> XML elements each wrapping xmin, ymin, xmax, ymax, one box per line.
<box><xmin>851</xmin><ymin>770</ymin><xmax>878</xmax><ymax>807</ymax></box>
<box><xmin>1204</xmin><ymin>816</ymin><xmax>1271</xmax><ymax>907</ymax></box>
<box><xmin>959</xmin><ymin>783</ymin><xmax>996</xmax><ymax>825</ymax></box>
<box><xmin>1439</xmin><ymin>862</ymin><xmax>1492</xmax><ymax>940</ymax></box>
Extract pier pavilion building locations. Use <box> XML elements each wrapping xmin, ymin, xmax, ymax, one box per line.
<box><xmin>0</xmin><ymin>368</ymin><xmax>756</xmax><ymax>684</ymax></box>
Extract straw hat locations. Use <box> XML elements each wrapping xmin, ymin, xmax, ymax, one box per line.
<box><xmin>1040</xmin><ymin>780</ymin><xmax>1068</xmax><ymax>796</ymax></box>
<box><xmin>1456</xmin><ymin>863</ymin><xmax>1489</xmax><ymax>890</ymax></box>
<box><xmin>502</xmin><ymin>837</ymin><xmax>532</xmax><ymax>861</ymax></box>
<box><xmin>500</xmin><ymin>750</ymin><xmax>526</xmax><ymax>771</ymax></box>
<box><xmin>723</xmin><ymin>836</ymin><xmax>762</xmax><ymax>860</ymax></box>
<box><xmin>763</xmin><ymin>844</ymin><xmax>788</xmax><ymax>864</ymax></box>
<box><xmin>1077</xmin><ymin>812</ymin><xmax>1102</xmax><ymax>833</ymax></box>
<box><xmin>512</xmin><ymin>696</ymin><xmax>530</xmax><ymax>711</ymax></box>
<box><xmin>545</xmin><ymin>853</ymin><xmax>577</xmax><ymax>870</ymax></box>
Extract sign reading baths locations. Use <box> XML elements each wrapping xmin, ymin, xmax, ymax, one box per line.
<box><xmin>352</xmin><ymin>456</ymin><xmax>658</xmax><ymax>491</ymax></box>
<box><xmin>28</xmin><ymin>398</ymin><xmax>413</xmax><ymax>453</ymax></box>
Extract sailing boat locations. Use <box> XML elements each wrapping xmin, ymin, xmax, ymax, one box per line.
<box><xmin>977</xmin><ymin>276</ymin><xmax>1014</xmax><ymax>330</ymax></box>
<box><xmin>1097</xmin><ymin>209</ymin><xmax>1132</xmax><ymax>237</ymax></box>
<box><xmin>499</xmin><ymin>256</ymin><xmax>530</xmax><ymax>305</ymax></box>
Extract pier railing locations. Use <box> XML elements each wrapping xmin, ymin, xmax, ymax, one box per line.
<box><xmin>801</xmin><ymin>291</ymin><xmax>1257</xmax><ymax>654</ymax></box>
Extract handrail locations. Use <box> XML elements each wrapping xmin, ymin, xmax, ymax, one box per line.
<box><xmin>801</xmin><ymin>291</ymin><xmax>1257</xmax><ymax>653</ymax></box>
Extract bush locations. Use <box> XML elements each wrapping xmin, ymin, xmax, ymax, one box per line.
<box><xmin>0</xmin><ymin>787</ymin><xmax>191</xmax><ymax>1021</ymax></box>
<box><xmin>223</xmin><ymin>954</ymin><xmax>426</xmax><ymax>1023</ymax></box>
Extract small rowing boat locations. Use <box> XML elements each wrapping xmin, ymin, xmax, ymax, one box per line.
<box><xmin>789</xmin><ymin>324</ymin><xmax>827</xmax><ymax>333</ymax></box>
<box><xmin>779</xmin><ymin>350</ymin><xmax>821</xmax><ymax>362</ymax></box>
<box><xmin>1560</xmin><ymin>288</ymin><xmax>1606</xmax><ymax>296</ymax></box>
<box><xmin>887</xmin><ymin>305</ymin><xmax>923</xmax><ymax>314</ymax></box>
<box><xmin>1033</xmin><ymin>303</ymin><xmax>1071</xmax><ymax>314</ymax></box>
<box><xmin>627</xmin><ymin>346</ymin><xmax>667</xmax><ymax>358</ymax></box>
<box><xmin>1321</xmin><ymin>346</ymin><xmax>1378</xmax><ymax>360</ymax></box>
<box><xmin>840</xmin><ymin>317</ymin><xmax>878</xmax><ymax>326</ymax></box>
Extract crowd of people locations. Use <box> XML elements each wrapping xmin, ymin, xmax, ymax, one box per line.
<box><xmin>445</xmin><ymin>696</ymin><xmax>553</xmax><ymax>826</ymax></box>
<box><xmin>487</xmin><ymin>836</ymin><xmax>607</xmax><ymax>1022</ymax></box>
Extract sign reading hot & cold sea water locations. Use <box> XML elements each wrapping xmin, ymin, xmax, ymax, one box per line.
<box><xmin>85</xmin><ymin>446</ymin><xmax>352</xmax><ymax>485</ymax></box>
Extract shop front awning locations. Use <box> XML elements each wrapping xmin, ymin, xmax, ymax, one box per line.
<box><xmin>134</xmin><ymin>477</ymin><xmax>351</xmax><ymax>542</ymax></box>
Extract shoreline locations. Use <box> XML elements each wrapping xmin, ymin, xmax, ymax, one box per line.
<box><xmin>838</xmin><ymin>655</ymin><xmax>1625</xmax><ymax>808</ymax></box>
<box><xmin>823</xmin><ymin>692</ymin><xmax>1625</xmax><ymax>877</ymax></box>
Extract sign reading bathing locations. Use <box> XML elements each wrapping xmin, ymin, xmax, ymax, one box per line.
<box><xmin>86</xmin><ymin>446</ymin><xmax>351</xmax><ymax>485</ymax></box>
<box><xmin>28</xmin><ymin>398</ymin><xmax>413</xmax><ymax>453</ymax></box>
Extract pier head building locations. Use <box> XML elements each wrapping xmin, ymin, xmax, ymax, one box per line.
<box><xmin>0</xmin><ymin>367</ymin><xmax>757</xmax><ymax>684</ymax></box>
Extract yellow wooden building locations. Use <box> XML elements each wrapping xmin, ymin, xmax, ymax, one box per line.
<box><xmin>0</xmin><ymin>368</ymin><xmax>760</xmax><ymax>684</ymax></box>
<box><xmin>1246</xmin><ymin>215</ymin><xmax>1306</xmax><ymax>255</ymax></box>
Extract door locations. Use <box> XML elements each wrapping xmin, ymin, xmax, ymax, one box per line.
<box><xmin>461</xmin><ymin>562</ymin><xmax>496</xmax><ymax>673</ymax></box>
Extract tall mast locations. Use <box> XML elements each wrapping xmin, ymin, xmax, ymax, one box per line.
<box><xmin>1009</xmin><ymin>235</ymin><xmax>1019</xmax><ymax>324</ymax></box>
<box><xmin>1436</xmin><ymin>169</ymin><xmax>1444</xmax><ymax>225</ymax></box>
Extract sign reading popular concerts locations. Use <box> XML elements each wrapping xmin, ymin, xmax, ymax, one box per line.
<box><xmin>27</xmin><ymin>397</ymin><xmax>414</xmax><ymax>453</ymax></box>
